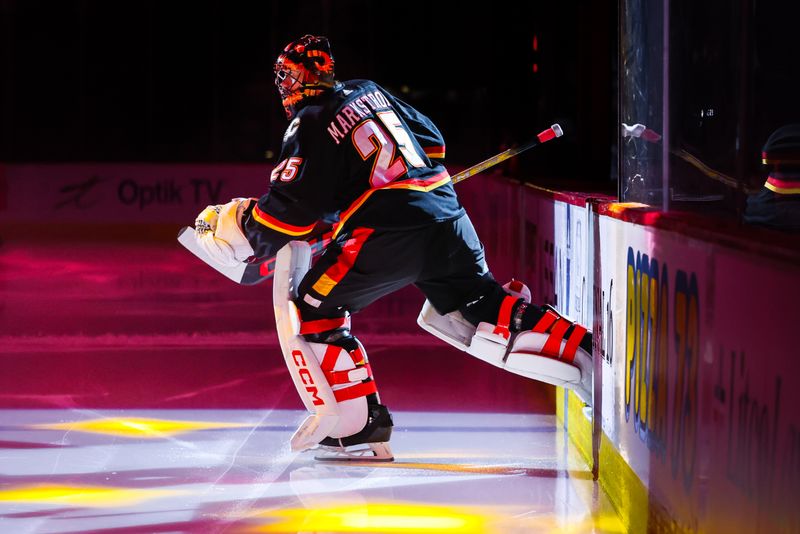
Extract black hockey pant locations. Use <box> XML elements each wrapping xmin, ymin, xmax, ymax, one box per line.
<box><xmin>294</xmin><ymin>214</ymin><xmax>510</xmax><ymax>328</ymax></box>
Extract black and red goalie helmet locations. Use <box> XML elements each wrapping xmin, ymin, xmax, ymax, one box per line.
<box><xmin>274</xmin><ymin>34</ymin><xmax>336</xmax><ymax>119</ymax></box>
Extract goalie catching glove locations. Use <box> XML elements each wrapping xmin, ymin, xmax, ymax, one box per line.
<box><xmin>193</xmin><ymin>198</ymin><xmax>256</xmax><ymax>267</ymax></box>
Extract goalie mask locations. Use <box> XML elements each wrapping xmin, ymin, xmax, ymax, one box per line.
<box><xmin>274</xmin><ymin>34</ymin><xmax>336</xmax><ymax>119</ymax></box>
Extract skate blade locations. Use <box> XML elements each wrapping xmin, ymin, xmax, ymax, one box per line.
<box><xmin>314</xmin><ymin>442</ymin><xmax>394</xmax><ymax>462</ymax></box>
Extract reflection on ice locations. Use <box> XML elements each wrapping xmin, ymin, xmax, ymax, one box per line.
<box><xmin>0</xmin><ymin>409</ymin><xmax>620</xmax><ymax>533</ymax></box>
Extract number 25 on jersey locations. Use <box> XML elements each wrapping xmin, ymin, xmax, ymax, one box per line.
<box><xmin>352</xmin><ymin>110</ymin><xmax>425</xmax><ymax>187</ymax></box>
<box><xmin>271</xmin><ymin>157</ymin><xmax>304</xmax><ymax>183</ymax></box>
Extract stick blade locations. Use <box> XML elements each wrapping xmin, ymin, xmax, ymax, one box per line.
<box><xmin>241</xmin><ymin>257</ymin><xmax>274</xmax><ymax>285</ymax></box>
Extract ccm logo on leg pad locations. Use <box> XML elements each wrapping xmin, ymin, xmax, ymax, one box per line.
<box><xmin>292</xmin><ymin>350</ymin><xmax>325</xmax><ymax>406</ymax></box>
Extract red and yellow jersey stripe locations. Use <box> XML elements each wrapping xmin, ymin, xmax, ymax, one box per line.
<box><xmin>331</xmin><ymin>171</ymin><xmax>452</xmax><ymax>239</ymax></box>
<box><xmin>765</xmin><ymin>175</ymin><xmax>800</xmax><ymax>195</ymax></box>
<box><xmin>252</xmin><ymin>205</ymin><xmax>316</xmax><ymax>236</ymax></box>
<box><xmin>423</xmin><ymin>145</ymin><xmax>446</xmax><ymax>159</ymax></box>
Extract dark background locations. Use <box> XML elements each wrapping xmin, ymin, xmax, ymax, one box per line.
<box><xmin>0</xmin><ymin>0</ymin><xmax>616</xmax><ymax>183</ymax></box>
<box><xmin>669</xmin><ymin>0</ymin><xmax>800</xmax><ymax>190</ymax></box>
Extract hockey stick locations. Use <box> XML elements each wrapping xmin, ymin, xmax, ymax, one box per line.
<box><xmin>178</xmin><ymin>123</ymin><xmax>563</xmax><ymax>285</ymax></box>
<box><xmin>452</xmin><ymin>123</ymin><xmax>563</xmax><ymax>185</ymax></box>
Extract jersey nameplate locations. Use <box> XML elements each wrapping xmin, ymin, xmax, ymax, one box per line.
<box><xmin>326</xmin><ymin>90</ymin><xmax>391</xmax><ymax>145</ymax></box>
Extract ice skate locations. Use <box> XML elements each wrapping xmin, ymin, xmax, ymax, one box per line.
<box><xmin>314</xmin><ymin>403</ymin><xmax>395</xmax><ymax>462</ymax></box>
<box><xmin>315</xmin><ymin>441</ymin><xmax>394</xmax><ymax>462</ymax></box>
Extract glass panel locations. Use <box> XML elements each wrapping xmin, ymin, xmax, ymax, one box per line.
<box><xmin>620</xmin><ymin>0</ymin><xmax>800</xmax><ymax>219</ymax></box>
<box><xmin>618</xmin><ymin>0</ymin><xmax>665</xmax><ymax>205</ymax></box>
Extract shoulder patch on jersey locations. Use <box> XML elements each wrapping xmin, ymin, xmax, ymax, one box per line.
<box><xmin>283</xmin><ymin>117</ymin><xmax>301</xmax><ymax>141</ymax></box>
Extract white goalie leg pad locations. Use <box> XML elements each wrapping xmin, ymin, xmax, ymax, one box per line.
<box><xmin>304</xmin><ymin>339</ymin><xmax>374</xmax><ymax>440</ymax></box>
<box><xmin>274</xmin><ymin>241</ymin><xmax>376</xmax><ymax>452</ymax></box>
<box><xmin>274</xmin><ymin>241</ymin><xmax>339</xmax><ymax>452</ymax></box>
<box><xmin>416</xmin><ymin>298</ymin><xmax>510</xmax><ymax>368</ymax></box>
<box><xmin>505</xmin><ymin>333</ymin><xmax>592</xmax><ymax>404</ymax></box>
<box><xmin>462</xmin><ymin>279</ymin><xmax>535</xmax><ymax>367</ymax></box>
<box><xmin>416</xmin><ymin>299</ymin><xmax>477</xmax><ymax>351</ymax></box>
<box><xmin>466</xmin><ymin>322</ymin><xmax>511</xmax><ymax>368</ymax></box>
<box><xmin>505</xmin><ymin>306</ymin><xmax>592</xmax><ymax>404</ymax></box>
<box><xmin>417</xmin><ymin>289</ymin><xmax>592</xmax><ymax>405</ymax></box>
<box><xmin>417</xmin><ymin>280</ymin><xmax>532</xmax><ymax>367</ymax></box>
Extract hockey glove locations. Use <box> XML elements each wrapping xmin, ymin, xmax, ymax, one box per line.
<box><xmin>193</xmin><ymin>198</ymin><xmax>256</xmax><ymax>267</ymax></box>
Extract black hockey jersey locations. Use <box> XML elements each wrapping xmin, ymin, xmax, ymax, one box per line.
<box><xmin>242</xmin><ymin>79</ymin><xmax>465</xmax><ymax>257</ymax></box>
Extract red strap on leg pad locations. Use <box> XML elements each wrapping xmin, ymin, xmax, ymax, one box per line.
<box><xmin>466</xmin><ymin>295</ymin><xmax>521</xmax><ymax>368</ymax></box>
<box><xmin>561</xmin><ymin>324</ymin><xmax>587</xmax><ymax>363</ymax></box>
<box><xmin>299</xmin><ymin>315</ymin><xmax>351</xmax><ymax>335</ymax></box>
<box><xmin>530</xmin><ymin>307</ymin><xmax>589</xmax><ymax>361</ymax></box>
<box><xmin>505</xmin><ymin>326</ymin><xmax>592</xmax><ymax>405</ymax></box>
<box><xmin>541</xmin><ymin>318</ymin><xmax>570</xmax><ymax>358</ymax></box>
<box><xmin>308</xmin><ymin>340</ymin><xmax>380</xmax><ymax>439</ymax></box>
<box><xmin>503</xmin><ymin>279</ymin><xmax>532</xmax><ymax>303</ymax></box>
<box><xmin>491</xmin><ymin>295</ymin><xmax>518</xmax><ymax>339</ymax></box>
<box><xmin>333</xmin><ymin>380</ymin><xmax>378</xmax><ymax>403</ymax></box>
<box><xmin>502</xmin><ymin>306</ymin><xmax>593</xmax><ymax>404</ymax></box>
<box><xmin>325</xmin><ymin>363</ymin><xmax>372</xmax><ymax>385</ymax></box>
<box><xmin>532</xmin><ymin>309</ymin><xmax>559</xmax><ymax>333</ymax></box>
<box><xmin>318</xmin><ymin>343</ymin><xmax>375</xmax><ymax>393</ymax></box>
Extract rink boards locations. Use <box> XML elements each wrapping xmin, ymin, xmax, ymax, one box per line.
<box><xmin>517</xmin><ymin>187</ymin><xmax>800</xmax><ymax>533</ymax></box>
<box><xmin>461</xmin><ymin>172</ymin><xmax>800</xmax><ymax>531</ymax></box>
